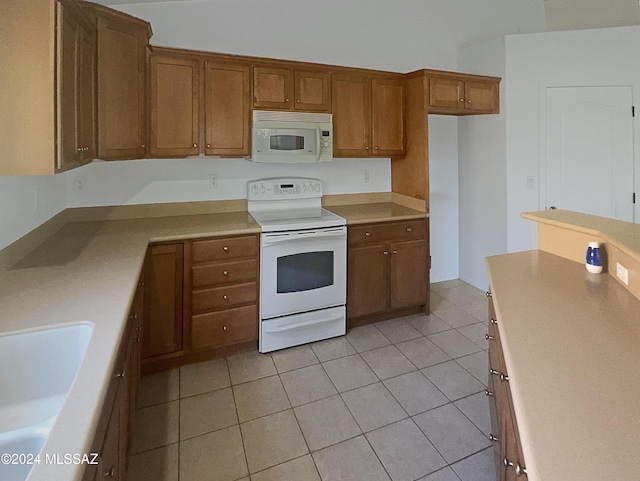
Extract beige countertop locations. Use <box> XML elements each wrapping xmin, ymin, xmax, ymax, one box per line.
<box><xmin>325</xmin><ymin>202</ymin><xmax>427</xmax><ymax>224</ymax></box>
<box><xmin>0</xmin><ymin>195</ymin><xmax>423</xmax><ymax>481</ymax></box>
<box><xmin>0</xmin><ymin>211</ymin><xmax>259</xmax><ymax>481</ymax></box>
<box><xmin>486</xmin><ymin>250</ymin><xmax>640</xmax><ymax>481</ymax></box>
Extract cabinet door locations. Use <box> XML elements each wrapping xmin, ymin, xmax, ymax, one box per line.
<box><xmin>465</xmin><ymin>80</ymin><xmax>499</xmax><ymax>113</ymax></box>
<box><xmin>149</xmin><ymin>55</ymin><xmax>200</xmax><ymax>157</ymax></box>
<box><xmin>205</xmin><ymin>61</ymin><xmax>251</xmax><ymax>156</ymax></box>
<box><xmin>294</xmin><ymin>71</ymin><xmax>331</xmax><ymax>112</ymax></box>
<box><xmin>332</xmin><ymin>74</ymin><xmax>371</xmax><ymax>157</ymax></box>
<box><xmin>95</xmin><ymin>385</ymin><xmax>122</xmax><ymax>481</ymax></box>
<box><xmin>347</xmin><ymin>244</ymin><xmax>389</xmax><ymax>318</ymax></box>
<box><xmin>143</xmin><ymin>244</ymin><xmax>184</xmax><ymax>359</ymax></box>
<box><xmin>390</xmin><ymin>239</ymin><xmax>427</xmax><ymax>309</ymax></box>
<box><xmin>57</xmin><ymin>2</ymin><xmax>80</xmax><ymax>171</ymax></box>
<box><xmin>96</xmin><ymin>18</ymin><xmax>147</xmax><ymax>159</ymax></box>
<box><xmin>78</xmin><ymin>27</ymin><xmax>96</xmax><ymax>161</ymax></box>
<box><xmin>253</xmin><ymin>67</ymin><xmax>292</xmax><ymax>110</ymax></box>
<box><xmin>429</xmin><ymin>77</ymin><xmax>464</xmax><ymax>111</ymax></box>
<box><xmin>371</xmin><ymin>77</ymin><xmax>404</xmax><ymax>157</ymax></box>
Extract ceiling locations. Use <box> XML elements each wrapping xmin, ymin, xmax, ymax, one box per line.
<box><xmin>95</xmin><ymin>0</ymin><xmax>640</xmax><ymax>31</ymax></box>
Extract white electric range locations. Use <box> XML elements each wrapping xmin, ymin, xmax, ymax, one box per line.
<box><xmin>247</xmin><ymin>178</ymin><xmax>347</xmax><ymax>353</ymax></box>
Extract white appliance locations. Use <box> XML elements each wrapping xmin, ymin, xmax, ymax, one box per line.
<box><xmin>248</xmin><ymin>177</ymin><xmax>346</xmax><ymax>353</ymax></box>
<box><xmin>251</xmin><ymin>110</ymin><xmax>333</xmax><ymax>163</ymax></box>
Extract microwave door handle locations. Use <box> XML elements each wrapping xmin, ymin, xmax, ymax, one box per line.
<box><xmin>316</xmin><ymin>127</ymin><xmax>321</xmax><ymax>161</ymax></box>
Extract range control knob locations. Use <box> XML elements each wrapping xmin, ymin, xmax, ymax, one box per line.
<box><xmin>259</xmin><ymin>185</ymin><xmax>266</xmax><ymax>194</ymax></box>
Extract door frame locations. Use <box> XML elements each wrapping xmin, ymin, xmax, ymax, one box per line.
<box><xmin>537</xmin><ymin>77</ymin><xmax>639</xmax><ymax>223</ymax></box>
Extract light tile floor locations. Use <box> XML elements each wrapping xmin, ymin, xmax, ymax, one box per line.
<box><xmin>127</xmin><ymin>279</ymin><xmax>496</xmax><ymax>481</ymax></box>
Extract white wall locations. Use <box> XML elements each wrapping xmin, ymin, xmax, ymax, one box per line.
<box><xmin>66</xmin><ymin>157</ymin><xmax>390</xmax><ymax>207</ymax></box>
<box><xmin>457</xmin><ymin>37</ymin><xmax>508</xmax><ymax>290</ymax></box>
<box><xmin>428</xmin><ymin>116</ymin><xmax>459</xmax><ymax>282</ymax></box>
<box><xmin>0</xmin><ymin>174</ymin><xmax>68</xmax><ymax>251</ymax></box>
<box><xmin>505</xmin><ymin>26</ymin><xmax>640</xmax><ymax>253</ymax></box>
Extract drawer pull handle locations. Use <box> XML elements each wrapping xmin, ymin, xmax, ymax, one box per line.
<box><xmin>504</xmin><ymin>457</ymin><xmax>514</xmax><ymax>468</ymax></box>
<box><xmin>105</xmin><ymin>466</ymin><xmax>116</xmax><ymax>478</ymax></box>
<box><xmin>223</xmin><ymin>325</ymin><xmax>227</xmax><ymax>331</ymax></box>
<box><xmin>406</xmin><ymin>227</ymin><xmax>412</xmax><ymax>232</ymax></box>
<box><xmin>485</xmin><ymin>334</ymin><xmax>494</xmax><ymax>341</ymax></box>
<box><xmin>485</xmin><ymin>389</ymin><xmax>494</xmax><ymax>397</ymax></box>
<box><xmin>223</xmin><ymin>270</ymin><xmax>229</xmax><ymax>276</ymax></box>
<box><xmin>486</xmin><ymin>291</ymin><xmax>492</xmax><ymax>297</ymax></box>
<box><xmin>490</xmin><ymin>318</ymin><xmax>498</xmax><ymax>325</ymax></box>
<box><xmin>489</xmin><ymin>433</ymin><xmax>499</xmax><ymax>442</ymax></box>
<box><xmin>500</xmin><ymin>373</ymin><xmax>510</xmax><ymax>383</ymax></box>
<box><xmin>515</xmin><ymin>464</ymin><xmax>527</xmax><ymax>476</ymax></box>
<box><xmin>223</xmin><ymin>295</ymin><xmax>228</xmax><ymax>300</ymax></box>
<box><xmin>365</xmin><ymin>232</ymin><xmax>371</xmax><ymax>236</ymax></box>
<box><xmin>223</xmin><ymin>246</ymin><xmax>229</xmax><ymax>252</ymax></box>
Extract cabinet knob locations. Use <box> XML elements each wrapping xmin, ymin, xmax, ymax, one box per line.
<box><xmin>223</xmin><ymin>295</ymin><xmax>228</xmax><ymax>300</ymax></box>
<box><xmin>392</xmin><ymin>250</ymin><xmax>398</xmax><ymax>254</ymax></box>
<box><xmin>515</xmin><ymin>464</ymin><xmax>528</xmax><ymax>476</ymax></box>
<box><xmin>489</xmin><ymin>369</ymin><xmax>501</xmax><ymax>377</ymax></box>
<box><xmin>206</xmin><ymin>144</ymin><xmax>211</xmax><ymax>149</ymax></box>
<box><xmin>285</xmin><ymin>98</ymin><xmax>289</xmax><ymax>102</ymax></box>
<box><xmin>485</xmin><ymin>333</ymin><xmax>494</xmax><ymax>341</ymax></box>
<box><xmin>467</xmin><ymin>100</ymin><xmax>472</xmax><ymax>103</ymax></box>
<box><xmin>486</xmin><ymin>291</ymin><xmax>492</xmax><ymax>297</ymax></box>
<box><xmin>459</xmin><ymin>98</ymin><xmax>464</xmax><ymax>102</ymax></box>
<box><xmin>140</xmin><ymin>144</ymin><xmax>145</xmax><ymax>149</ymax></box>
<box><xmin>504</xmin><ymin>457</ymin><xmax>514</xmax><ymax>468</ymax></box>
<box><xmin>374</xmin><ymin>146</ymin><xmax>379</xmax><ymax>150</ymax></box>
<box><xmin>489</xmin><ymin>433</ymin><xmax>499</xmax><ymax>442</ymax></box>
<box><xmin>77</xmin><ymin>148</ymin><xmax>83</xmax><ymax>153</ymax></box>
<box><xmin>365</xmin><ymin>146</ymin><xmax>370</xmax><ymax>150</ymax></box>
<box><xmin>223</xmin><ymin>246</ymin><xmax>229</xmax><ymax>252</ymax></box>
<box><xmin>490</xmin><ymin>318</ymin><xmax>498</xmax><ymax>325</ymax></box>
<box><xmin>223</xmin><ymin>270</ymin><xmax>229</xmax><ymax>276</ymax></box>
<box><xmin>115</xmin><ymin>369</ymin><xmax>126</xmax><ymax>378</ymax></box>
<box><xmin>406</xmin><ymin>227</ymin><xmax>412</xmax><ymax>232</ymax></box>
<box><xmin>193</xmin><ymin>143</ymin><xmax>198</xmax><ymax>148</ymax></box>
<box><xmin>485</xmin><ymin>389</ymin><xmax>494</xmax><ymax>397</ymax></box>
<box><xmin>105</xmin><ymin>466</ymin><xmax>116</xmax><ymax>478</ymax></box>
<box><xmin>223</xmin><ymin>325</ymin><xmax>227</xmax><ymax>331</ymax></box>
<box><xmin>500</xmin><ymin>373</ymin><xmax>510</xmax><ymax>383</ymax></box>
<box><xmin>296</xmin><ymin>99</ymin><xmax>300</xmax><ymax>103</ymax></box>
<box><xmin>383</xmin><ymin>251</ymin><xmax>389</xmax><ymax>255</ymax></box>
<box><xmin>365</xmin><ymin>232</ymin><xmax>371</xmax><ymax>236</ymax></box>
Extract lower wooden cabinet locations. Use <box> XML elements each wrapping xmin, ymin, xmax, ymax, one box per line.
<box><xmin>487</xmin><ymin>294</ymin><xmax>528</xmax><ymax>481</ymax></box>
<box><xmin>347</xmin><ymin>219</ymin><xmax>429</xmax><ymax>326</ymax></box>
<box><xmin>84</xmin><ymin>279</ymin><xmax>142</xmax><ymax>481</ymax></box>
<box><xmin>142</xmin><ymin>243</ymin><xmax>184</xmax><ymax>365</ymax></box>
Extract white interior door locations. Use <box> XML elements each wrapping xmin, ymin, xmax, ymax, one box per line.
<box><xmin>545</xmin><ymin>86</ymin><xmax>634</xmax><ymax>221</ymax></box>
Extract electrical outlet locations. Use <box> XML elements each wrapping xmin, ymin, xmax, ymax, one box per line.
<box><xmin>209</xmin><ymin>174</ymin><xmax>218</xmax><ymax>189</ymax></box>
<box><xmin>616</xmin><ymin>262</ymin><xmax>629</xmax><ymax>285</ymax></box>
<box><xmin>73</xmin><ymin>177</ymin><xmax>84</xmax><ymax>193</ymax></box>
<box><xmin>364</xmin><ymin>171</ymin><xmax>370</xmax><ymax>183</ymax></box>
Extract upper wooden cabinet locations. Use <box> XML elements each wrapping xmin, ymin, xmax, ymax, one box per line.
<box><xmin>253</xmin><ymin>66</ymin><xmax>331</xmax><ymax>112</ymax></box>
<box><xmin>1</xmin><ymin>0</ymin><xmax>97</xmax><ymax>175</ymax></box>
<box><xmin>149</xmin><ymin>54</ymin><xmax>201</xmax><ymax>157</ymax></box>
<box><xmin>332</xmin><ymin>73</ymin><xmax>404</xmax><ymax>158</ymax></box>
<box><xmin>428</xmin><ymin>72</ymin><xmax>500</xmax><ymax>115</ymax></box>
<box><xmin>205</xmin><ymin>61</ymin><xmax>251</xmax><ymax>156</ymax></box>
<box><xmin>83</xmin><ymin>2</ymin><xmax>152</xmax><ymax>160</ymax></box>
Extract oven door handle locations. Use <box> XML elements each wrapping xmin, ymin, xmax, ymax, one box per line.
<box><xmin>262</xmin><ymin>228</ymin><xmax>346</xmax><ymax>245</ymax></box>
<box><xmin>263</xmin><ymin>315</ymin><xmax>343</xmax><ymax>333</ymax></box>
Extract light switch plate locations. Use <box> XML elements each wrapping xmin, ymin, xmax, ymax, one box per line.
<box><xmin>616</xmin><ymin>262</ymin><xmax>629</xmax><ymax>285</ymax></box>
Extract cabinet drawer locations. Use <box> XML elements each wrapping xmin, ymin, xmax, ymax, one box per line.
<box><xmin>348</xmin><ymin>220</ymin><xmax>426</xmax><ymax>246</ymax></box>
<box><xmin>192</xmin><ymin>282</ymin><xmax>257</xmax><ymax>313</ymax></box>
<box><xmin>192</xmin><ymin>259</ymin><xmax>258</xmax><ymax>288</ymax></box>
<box><xmin>192</xmin><ymin>305</ymin><xmax>257</xmax><ymax>351</ymax></box>
<box><xmin>192</xmin><ymin>236</ymin><xmax>258</xmax><ymax>263</ymax></box>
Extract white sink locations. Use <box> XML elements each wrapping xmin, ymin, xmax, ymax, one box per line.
<box><xmin>0</xmin><ymin>324</ymin><xmax>93</xmax><ymax>480</ymax></box>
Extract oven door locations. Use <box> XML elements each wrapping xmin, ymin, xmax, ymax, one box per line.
<box><xmin>260</xmin><ymin>226</ymin><xmax>346</xmax><ymax>319</ymax></box>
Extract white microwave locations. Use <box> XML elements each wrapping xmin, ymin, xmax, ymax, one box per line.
<box><xmin>251</xmin><ymin>110</ymin><xmax>333</xmax><ymax>163</ymax></box>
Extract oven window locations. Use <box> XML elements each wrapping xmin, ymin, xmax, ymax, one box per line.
<box><xmin>277</xmin><ymin>251</ymin><xmax>334</xmax><ymax>293</ymax></box>
<box><xmin>270</xmin><ymin>135</ymin><xmax>304</xmax><ymax>151</ymax></box>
